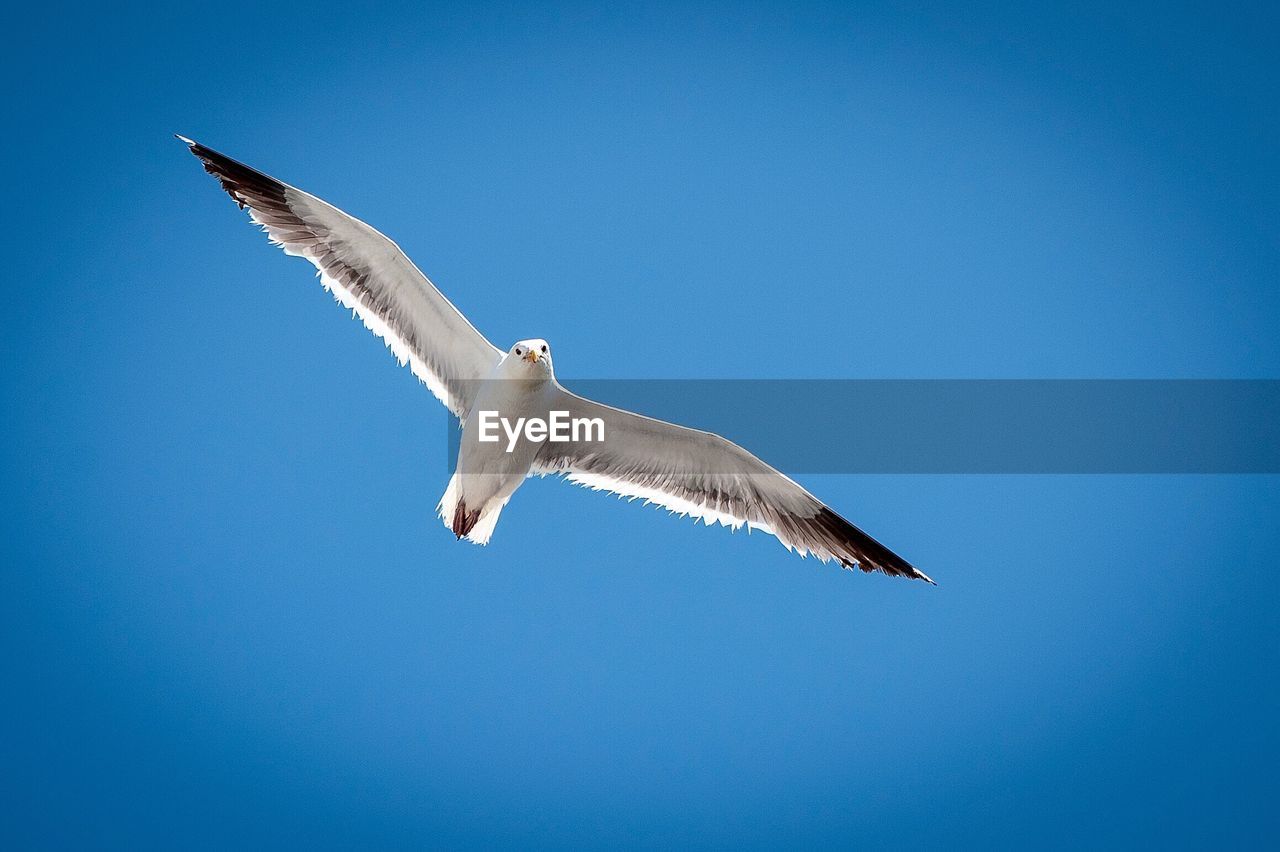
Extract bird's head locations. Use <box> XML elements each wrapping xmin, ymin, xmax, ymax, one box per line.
<box><xmin>506</xmin><ymin>339</ymin><xmax>554</xmax><ymax>376</ymax></box>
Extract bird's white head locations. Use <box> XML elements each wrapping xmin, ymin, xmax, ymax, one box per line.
<box><xmin>505</xmin><ymin>338</ymin><xmax>554</xmax><ymax>377</ymax></box>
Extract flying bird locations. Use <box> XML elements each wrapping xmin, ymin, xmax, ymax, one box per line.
<box><xmin>180</xmin><ymin>137</ymin><xmax>932</xmax><ymax>583</ymax></box>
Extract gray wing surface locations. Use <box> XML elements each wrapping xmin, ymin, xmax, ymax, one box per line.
<box><xmin>182</xmin><ymin>137</ymin><xmax>502</xmax><ymax>418</ymax></box>
<box><xmin>534</xmin><ymin>386</ymin><xmax>931</xmax><ymax>582</ymax></box>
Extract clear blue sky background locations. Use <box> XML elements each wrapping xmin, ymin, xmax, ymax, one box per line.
<box><xmin>3</xmin><ymin>1</ymin><xmax>1277</xmax><ymax>847</ymax></box>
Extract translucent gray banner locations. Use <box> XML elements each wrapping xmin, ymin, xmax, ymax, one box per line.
<box><xmin>444</xmin><ymin>380</ymin><xmax>1280</xmax><ymax>473</ymax></box>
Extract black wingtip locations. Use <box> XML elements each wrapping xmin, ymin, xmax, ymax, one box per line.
<box><xmin>178</xmin><ymin>137</ymin><xmax>289</xmax><ymax>213</ymax></box>
<box><xmin>817</xmin><ymin>507</ymin><xmax>934</xmax><ymax>583</ymax></box>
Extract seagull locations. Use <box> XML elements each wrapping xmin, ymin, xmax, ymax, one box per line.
<box><xmin>180</xmin><ymin>137</ymin><xmax>932</xmax><ymax>583</ymax></box>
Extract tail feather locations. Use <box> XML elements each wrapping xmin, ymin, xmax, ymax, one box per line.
<box><xmin>464</xmin><ymin>500</ymin><xmax>506</xmax><ymax>545</ymax></box>
<box><xmin>436</xmin><ymin>473</ymin><xmax>507</xmax><ymax>546</ymax></box>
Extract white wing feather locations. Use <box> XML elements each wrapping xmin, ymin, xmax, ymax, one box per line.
<box><xmin>534</xmin><ymin>386</ymin><xmax>931</xmax><ymax>582</ymax></box>
<box><xmin>181</xmin><ymin>137</ymin><xmax>502</xmax><ymax>418</ymax></box>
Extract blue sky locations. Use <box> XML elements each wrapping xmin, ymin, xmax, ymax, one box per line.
<box><xmin>3</xmin><ymin>1</ymin><xmax>1277</xmax><ymax>847</ymax></box>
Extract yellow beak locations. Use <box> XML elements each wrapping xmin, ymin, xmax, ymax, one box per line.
<box><xmin>524</xmin><ymin>350</ymin><xmax>540</xmax><ymax>363</ymax></box>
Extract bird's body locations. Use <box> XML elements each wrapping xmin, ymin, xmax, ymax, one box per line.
<box><xmin>181</xmin><ymin>137</ymin><xmax>932</xmax><ymax>583</ymax></box>
<box><xmin>446</xmin><ymin>346</ymin><xmax>556</xmax><ymax>543</ymax></box>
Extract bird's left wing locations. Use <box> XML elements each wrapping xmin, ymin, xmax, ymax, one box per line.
<box><xmin>533</xmin><ymin>385</ymin><xmax>932</xmax><ymax>582</ymax></box>
<box><xmin>181</xmin><ymin>137</ymin><xmax>502</xmax><ymax>418</ymax></box>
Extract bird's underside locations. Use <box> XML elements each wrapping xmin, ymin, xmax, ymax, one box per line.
<box><xmin>181</xmin><ymin>136</ymin><xmax>933</xmax><ymax>583</ymax></box>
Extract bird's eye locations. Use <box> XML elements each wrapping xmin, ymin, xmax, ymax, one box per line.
<box><xmin>514</xmin><ymin>348</ymin><xmax>521</xmax><ymax>355</ymax></box>
<box><xmin>541</xmin><ymin>345</ymin><xmax>547</xmax><ymax>353</ymax></box>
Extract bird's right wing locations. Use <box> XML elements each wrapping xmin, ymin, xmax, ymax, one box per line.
<box><xmin>181</xmin><ymin>137</ymin><xmax>502</xmax><ymax>418</ymax></box>
<box><xmin>533</xmin><ymin>385</ymin><xmax>931</xmax><ymax>582</ymax></box>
